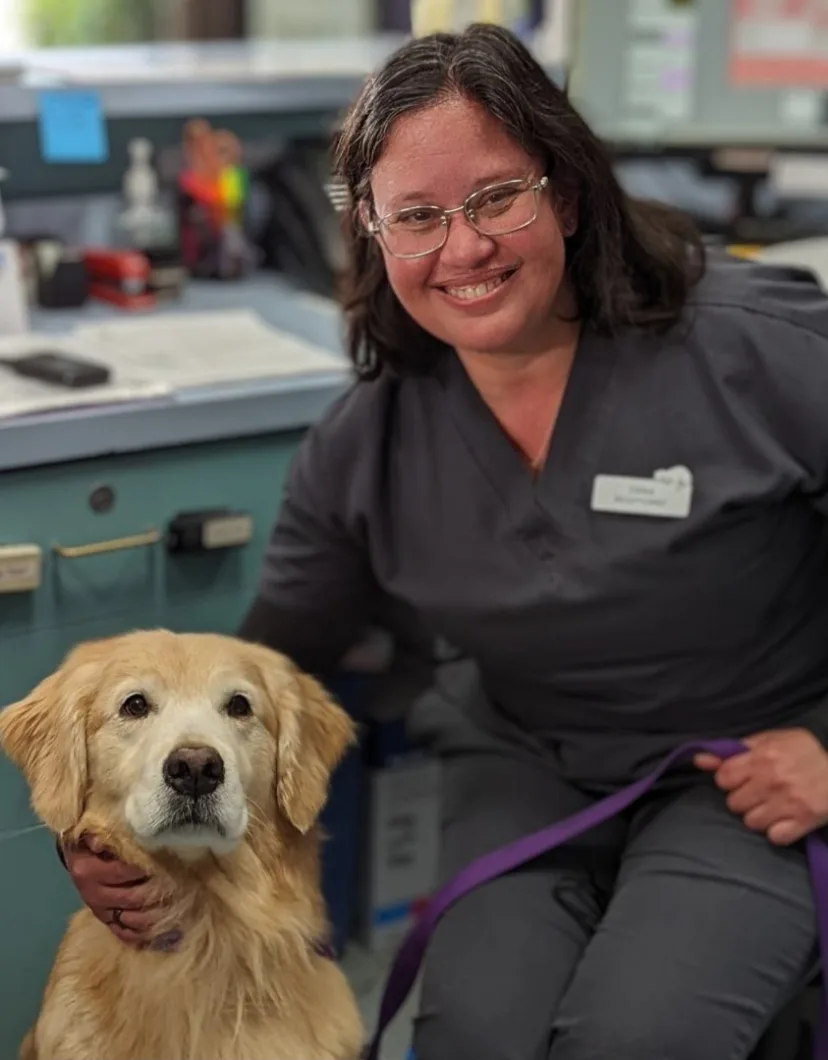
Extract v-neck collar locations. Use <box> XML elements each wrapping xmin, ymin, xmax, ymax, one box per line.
<box><xmin>439</xmin><ymin>326</ymin><xmax>621</xmax><ymax>535</ymax></box>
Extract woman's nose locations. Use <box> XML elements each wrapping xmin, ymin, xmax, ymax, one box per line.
<box><xmin>438</xmin><ymin>213</ymin><xmax>497</xmax><ymax>269</ymax></box>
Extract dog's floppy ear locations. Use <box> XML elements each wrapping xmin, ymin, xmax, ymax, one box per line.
<box><xmin>259</xmin><ymin>652</ymin><xmax>356</xmax><ymax>834</ymax></box>
<box><xmin>0</xmin><ymin>641</ymin><xmax>103</xmax><ymax>835</ymax></box>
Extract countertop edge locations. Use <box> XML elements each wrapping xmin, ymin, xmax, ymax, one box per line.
<box><xmin>0</xmin><ymin>370</ymin><xmax>351</xmax><ymax>472</ymax></box>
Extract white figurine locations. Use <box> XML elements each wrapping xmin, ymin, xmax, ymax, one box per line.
<box><xmin>122</xmin><ymin>138</ymin><xmax>159</xmax><ymax>224</ymax></box>
<box><xmin>117</xmin><ymin>138</ymin><xmax>175</xmax><ymax>251</ymax></box>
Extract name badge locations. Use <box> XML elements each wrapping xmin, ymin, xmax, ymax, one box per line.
<box><xmin>590</xmin><ymin>465</ymin><xmax>693</xmax><ymax>519</ymax></box>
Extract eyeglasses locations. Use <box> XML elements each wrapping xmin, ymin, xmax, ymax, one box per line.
<box><xmin>365</xmin><ymin>175</ymin><xmax>549</xmax><ymax>259</ymax></box>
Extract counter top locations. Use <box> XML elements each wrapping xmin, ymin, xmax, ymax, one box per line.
<box><xmin>0</xmin><ymin>275</ymin><xmax>353</xmax><ymax>473</ymax></box>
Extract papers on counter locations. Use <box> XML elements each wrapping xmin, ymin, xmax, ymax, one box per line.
<box><xmin>0</xmin><ymin>332</ymin><xmax>168</xmax><ymax>420</ymax></box>
<box><xmin>0</xmin><ymin>370</ymin><xmax>168</xmax><ymax>420</ymax></box>
<box><xmin>73</xmin><ymin>310</ymin><xmax>344</xmax><ymax>389</ymax></box>
<box><xmin>0</xmin><ymin>309</ymin><xmax>346</xmax><ymax>421</ymax></box>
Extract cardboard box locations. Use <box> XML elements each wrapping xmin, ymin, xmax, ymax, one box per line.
<box><xmin>358</xmin><ymin>744</ymin><xmax>442</xmax><ymax>953</ymax></box>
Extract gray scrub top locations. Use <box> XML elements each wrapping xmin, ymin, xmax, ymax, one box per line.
<box><xmin>247</xmin><ymin>255</ymin><xmax>828</xmax><ymax>787</ymax></box>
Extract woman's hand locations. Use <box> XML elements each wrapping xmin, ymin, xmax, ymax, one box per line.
<box><xmin>695</xmin><ymin>728</ymin><xmax>828</xmax><ymax>845</ymax></box>
<box><xmin>61</xmin><ymin>835</ymin><xmax>179</xmax><ymax>951</ymax></box>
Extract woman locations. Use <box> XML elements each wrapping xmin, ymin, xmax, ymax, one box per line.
<box><xmin>62</xmin><ymin>24</ymin><xmax>828</xmax><ymax>1060</ymax></box>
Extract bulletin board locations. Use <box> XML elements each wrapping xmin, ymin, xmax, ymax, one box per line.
<box><xmin>729</xmin><ymin>0</ymin><xmax>828</xmax><ymax>86</ymax></box>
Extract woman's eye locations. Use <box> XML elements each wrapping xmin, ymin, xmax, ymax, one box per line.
<box><xmin>394</xmin><ymin>209</ymin><xmax>440</xmax><ymax>229</ymax></box>
<box><xmin>476</xmin><ymin>189</ymin><xmax>519</xmax><ymax>213</ymax></box>
<box><xmin>226</xmin><ymin>693</ymin><xmax>253</xmax><ymax>719</ymax></box>
<box><xmin>120</xmin><ymin>693</ymin><xmax>150</xmax><ymax>719</ymax></box>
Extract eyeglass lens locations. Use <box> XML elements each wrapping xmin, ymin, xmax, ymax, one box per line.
<box><xmin>380</xmin><ymin>181</ymin><xmax>539</xmax><ymax>257</ymax></box>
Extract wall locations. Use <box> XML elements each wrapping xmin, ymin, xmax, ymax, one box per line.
<box><xmin>246</xmin><ymin>0</ymin><xmax>376</xmax><ymax>38</ymax></box>
<box><xmin>0</xmin><ymin>107</ymin><xmax>339</xmax><ymax>203</ymax></box>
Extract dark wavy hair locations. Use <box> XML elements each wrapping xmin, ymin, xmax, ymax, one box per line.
<box><xmin>334</xmin><ymin>22</ymin><xmax>706</xmax><ymax>379</ymax></box>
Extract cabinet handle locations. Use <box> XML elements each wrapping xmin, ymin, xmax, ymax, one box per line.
<box><xmin>53</xmin><ymin>529</ymin><xmax>160</xmax><ymax>559</ymax></box>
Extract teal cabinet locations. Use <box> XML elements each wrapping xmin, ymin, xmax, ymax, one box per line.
<box><xmin>0</xmin><ymin>427</ymin><xmax>305</xmax><ymax>1057</ymax></box>
<box><xmin>0</xmin><ymin>829</ymin><xmax>83</xmax><ymax>1050</ymax></box>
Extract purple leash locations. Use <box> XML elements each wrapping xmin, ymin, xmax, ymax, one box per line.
<box><xmin>365</xmin><ymin>738</ymin><xmax>828</xmax><ymax>1060</ymax></box>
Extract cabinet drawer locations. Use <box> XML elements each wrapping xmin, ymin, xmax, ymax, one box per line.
<box><xmin>0</xmin><ymin>429</ymin><xmax>304</xmax><ymax>637</ymax></box>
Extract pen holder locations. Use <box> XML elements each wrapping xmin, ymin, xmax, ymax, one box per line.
<box><xmin>177</xmin><ymin>120</ymin><xmax>257</xmax><ymax>281</ymax></box>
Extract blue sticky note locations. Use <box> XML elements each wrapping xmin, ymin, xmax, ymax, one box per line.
<box><xmin>37</xmin><ymin>89</ymin><xmax>108</xmax><ymax>164</ymax></box>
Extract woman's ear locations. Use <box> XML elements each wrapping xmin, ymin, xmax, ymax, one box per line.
<box><xmin>558</xmin><ymin>198</ymin><xmax>578</xmax><ymax>238</ymax></box>
<box><xmin>552</xmin><ymin>180</ymin><xmax>579</xmax><ymax>238</ymax></box>
<box><xmin>356</xmin><ymin>198</ymin><xmax>375</xmax><ymax>235</ymax></box>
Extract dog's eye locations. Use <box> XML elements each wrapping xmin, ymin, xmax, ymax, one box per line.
<box><xmin>226</xmin><ymin>693</ymin><xmax>252</xmax><ymax>718</ymax></box>
<box><xmin>120</xmin><ymin>693</ymin><xmax>150</xmax><ymax>719</ymax></box>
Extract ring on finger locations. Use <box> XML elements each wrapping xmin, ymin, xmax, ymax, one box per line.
<box><xmin>109</xmin><ymin>908</ymin><xmax>127</xmax><ymax>929</ymax></box>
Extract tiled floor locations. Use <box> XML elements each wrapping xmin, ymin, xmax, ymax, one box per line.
<box><xmin>341</xmin><ymin>943</ymin><xmax>420</xmax><ymax>1060</ymax></box>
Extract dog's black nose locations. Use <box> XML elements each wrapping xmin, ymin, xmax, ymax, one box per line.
<box><xmin>163</xmin><ymin>746</ymin><xmax>225</xmax><ymax>798</ymax></box>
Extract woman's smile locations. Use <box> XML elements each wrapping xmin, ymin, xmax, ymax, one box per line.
<box><xmin>436</xmin><ymin>265</ymin><xmax>521</xmax><ymax>306</ymax></box>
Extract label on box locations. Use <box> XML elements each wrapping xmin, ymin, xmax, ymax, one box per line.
<box><xmin>360</xmin><ymin>757</ymin><xmax>442</xmax><ymax>951</ymax></box>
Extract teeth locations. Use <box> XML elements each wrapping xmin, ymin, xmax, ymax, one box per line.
<box><xmin>445</xmin><ymin>273</ymin><xmax>510</xmax><ymax>300</ymax></box>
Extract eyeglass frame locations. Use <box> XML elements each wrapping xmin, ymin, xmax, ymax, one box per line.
<box><xmin>363</xmin><ymin>174</ymin><xmax>550</xmax><ymax>259</ymax></box>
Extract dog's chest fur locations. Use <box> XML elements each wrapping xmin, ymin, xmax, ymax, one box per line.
<box><xmin>29</xmin><ymin>908</ymin><xmax>363</xmax><ymax>1060</ymax></box>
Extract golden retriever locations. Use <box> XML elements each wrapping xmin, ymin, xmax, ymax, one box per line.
<box><xmin>0</xmin><ymin>629</ymin><xmax>365</xmax><ymax>1060</ymax></box>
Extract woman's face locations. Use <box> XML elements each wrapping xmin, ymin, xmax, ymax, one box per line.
<box><xmin>368</xmin><ymin>94</ymin><xmax>576</xmax><ymax>359</ymax></box>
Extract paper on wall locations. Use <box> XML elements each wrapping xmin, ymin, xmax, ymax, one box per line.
<box><xmin>625</xmin><ymin>0</ymin><xmax>698</xmax><ymax>126</ymax></box>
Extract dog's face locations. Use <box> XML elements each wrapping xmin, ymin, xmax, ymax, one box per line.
<box><xmin>0</xmin><ymin>631</ymin><xmax>355</xmax><ymax>854</ymax></box>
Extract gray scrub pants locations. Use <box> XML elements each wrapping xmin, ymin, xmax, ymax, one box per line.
<box><xmin>410</xmin><ymin>708</ymin><xmax>818</xmax><ymax>1060</ymax></box>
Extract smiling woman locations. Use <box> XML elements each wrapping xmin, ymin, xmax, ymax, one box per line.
<box><xmin>58</xmin><ymin>22</ymin><xmax>828</xmax><ymax>1060</ymax></box>
<box><xmin>336</xmin><ymin>24</ymin><xmax>704</xmax><ymax>379</ymax></box>
<box><xmin>368</xmin><ymin>98</ymin><xmax>569</xmax><ymax>365</ymax></box>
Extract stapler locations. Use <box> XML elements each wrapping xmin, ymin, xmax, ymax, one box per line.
<box><xmin>83</xmin><ymin>247</ymin><xmax>157</xmax><ymax>309</ymax></box>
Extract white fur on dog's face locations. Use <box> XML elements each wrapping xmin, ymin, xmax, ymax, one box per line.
<box><xmin>89</xmin><ymin>651</ymin><xmax>277</xmax><ymax>856</ymax></box>
<box><xmin>0</xmin><ymin>630</ymin><xmax>356</xmax><ymax>854</ymax></box>
<box><xmin>108</xmin><ymin>677</ymin><xmax>266</xmax><ymax>855</ymax></box>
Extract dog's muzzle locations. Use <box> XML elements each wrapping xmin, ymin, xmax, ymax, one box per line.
<box><xmin>163</xmin><ymin>746</ymin><xmax>225</xmax><ymax>799</ymax></box>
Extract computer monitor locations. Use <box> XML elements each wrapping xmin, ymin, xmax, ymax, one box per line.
<box><xmin>567</xmin><ymin>0</ymin><xmax>828</xmax><ymax>149</ymax></box>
